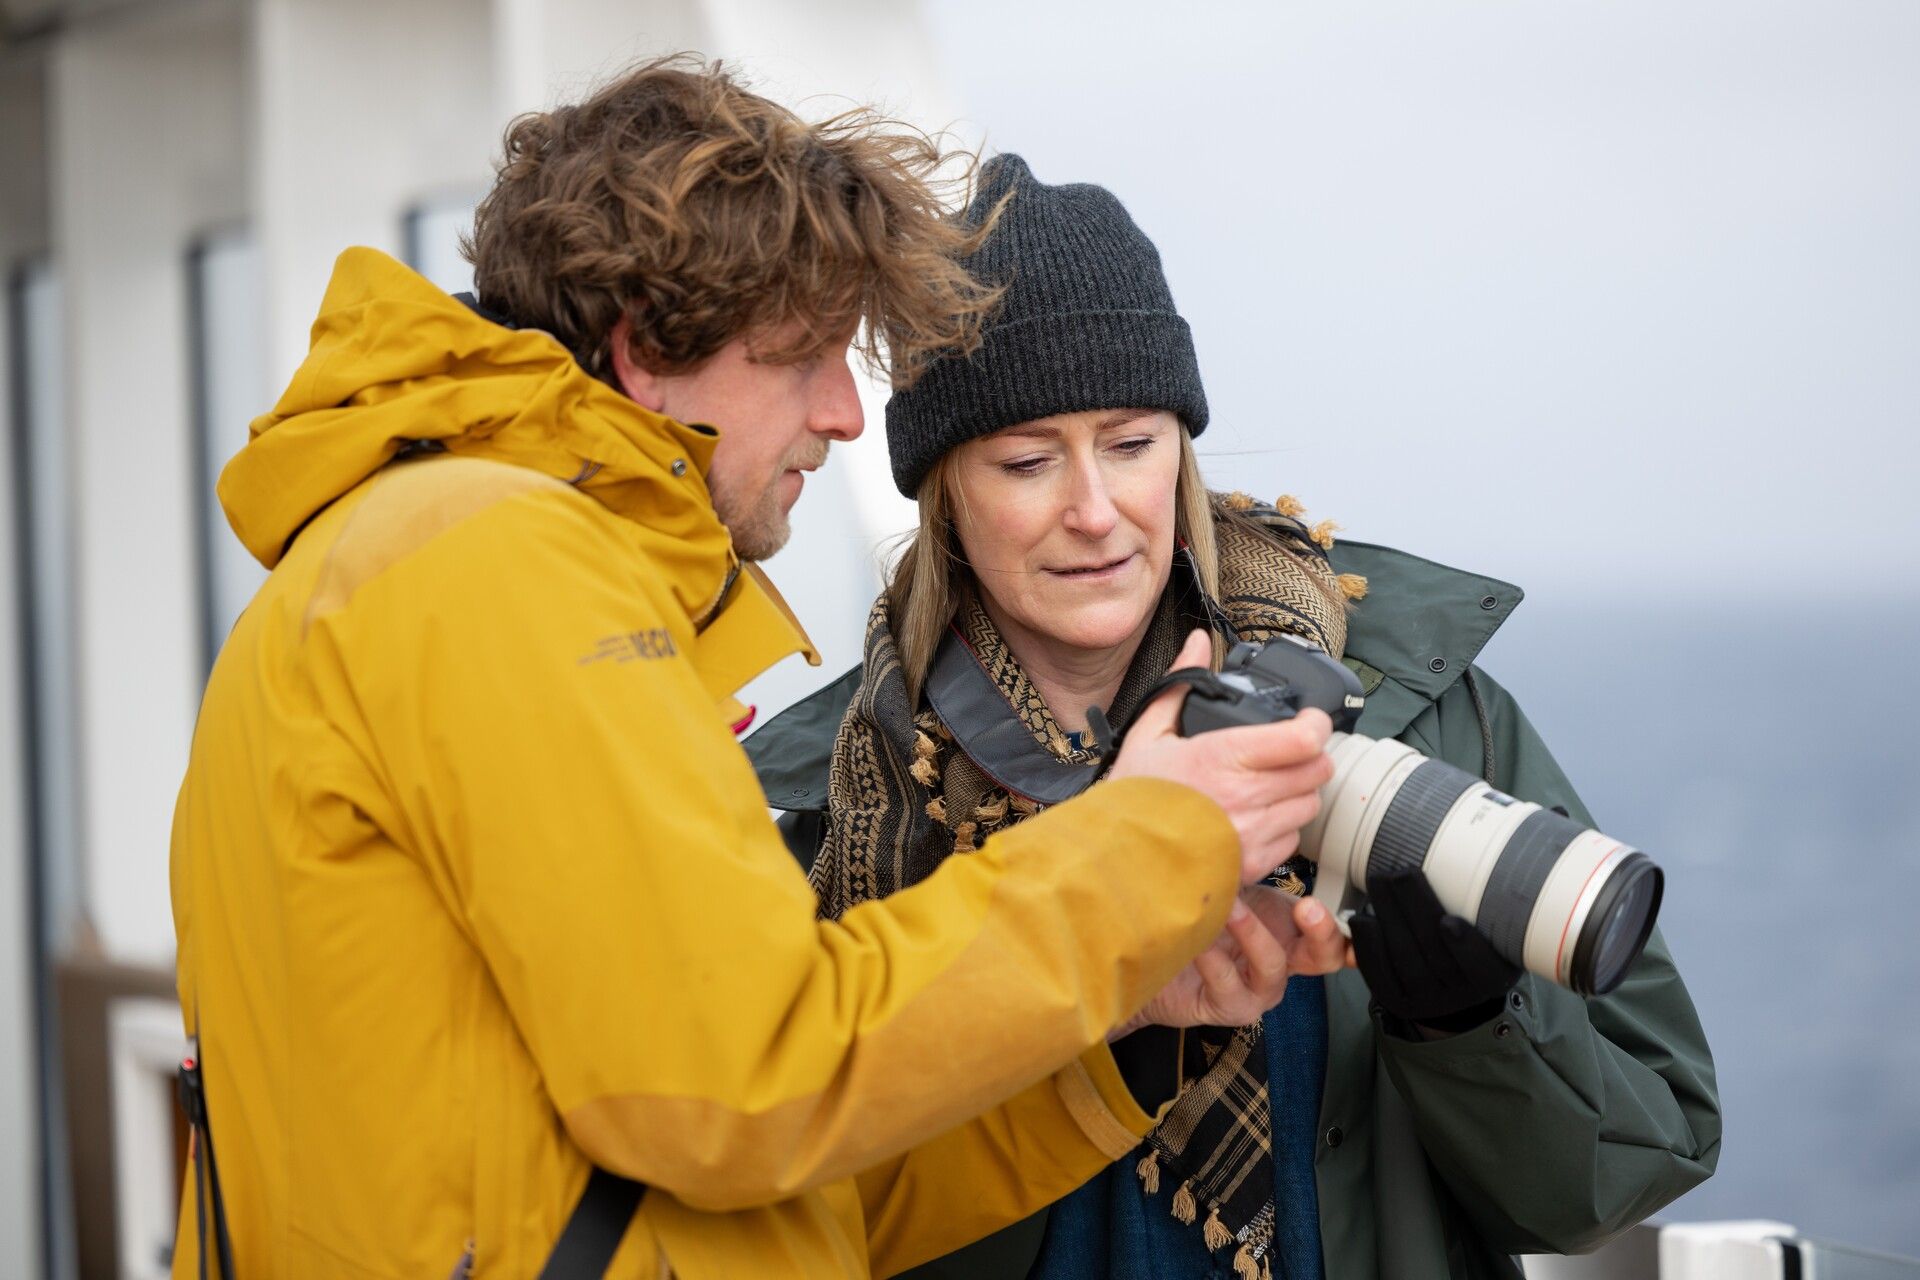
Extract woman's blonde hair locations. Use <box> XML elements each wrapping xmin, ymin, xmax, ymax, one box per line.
<box><xmin>885</xmin><ymin>425</ymin><xmax>1222</xmax><ymax>703</ymax></box>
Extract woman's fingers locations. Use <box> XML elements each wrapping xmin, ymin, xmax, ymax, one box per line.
<box><xmin>1287</xmin><ymin>895</ymin><xmax>1353</xmax><ymax>976</ymax></box>
<box><xmin>1227</xmin><ymin>895</ymin><xmax>1291</xmax><ymax>991</ymax></box>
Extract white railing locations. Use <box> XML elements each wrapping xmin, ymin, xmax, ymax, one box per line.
<box><xmin>1526</xmin><ymin>1221</ymin><xmax>1920</xmax><ymax>1279</ymax></box>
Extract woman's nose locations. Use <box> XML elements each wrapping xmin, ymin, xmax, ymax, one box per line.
<box><xmin>1062</xmin><ymin>462</ymin><xmax>1120</xmax><ymax>537</ymax></box>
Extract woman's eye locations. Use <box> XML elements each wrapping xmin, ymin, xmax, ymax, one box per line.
<box><xmin>999</xmin><ymin>457</ymin><xmax>1048</xmax><ymax>476</ymax></box>
<box><xmin>1113</xmin><ymin>437</ymin><xmax>1155</xmax><ymax>456</ymax></box>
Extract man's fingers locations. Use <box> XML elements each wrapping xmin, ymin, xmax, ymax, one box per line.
<box><xmin>1208</xmin><ymin>708</ymin><xmax>1335</xmax><ymax>772</ymax></box>
<box><xmin>1193</xmin><ymin>937</ymin><xmax>1242</xmax><ymax>1005</ymax></box>
<box><xmin>1236</xmin><ymin>754</ymin><xmax>1335</xmax><ymax>811</ymax></box>
<box><xmin>1238</xmin><ymin>786</ymin><xmax>1324</xmax><ymax>883</ymax></box>
<box><xmin>1240</xmin><ymin>828</ymin><xmax>1301</xmax><ymax>886</ymax></box>
<box><xmin>1129</xmin><ymin>629</ymin><xmax>1214</xmax><ymax>741</ymax></box>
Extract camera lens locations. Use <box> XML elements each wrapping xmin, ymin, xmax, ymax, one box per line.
<box><xmin>1569</xmin><ymin>855</ymin><xmax>1663</xmax><ymax>996</ymax></box>
<box><xmin>1301</xmin><ymin>733</ymin><xmax>1665</xmax><ymax>997</ymax></box>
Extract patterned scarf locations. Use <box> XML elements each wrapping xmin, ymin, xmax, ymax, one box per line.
<box><xmin>812</xmin><ymin>494</ymin><xmax>1364</xmax><ymax>1279</ymax></box>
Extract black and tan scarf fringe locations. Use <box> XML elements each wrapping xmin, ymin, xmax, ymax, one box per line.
<box><xmin>813</xmin><ymin>494</ymin><xmax>1363</xmax><ymax>1272</ymax></box>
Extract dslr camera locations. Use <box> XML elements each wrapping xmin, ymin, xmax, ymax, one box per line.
<box><xmin>1173</xmin><ymin>635</ymin><xmax>1663</xmax><ymax>996</ymax></box>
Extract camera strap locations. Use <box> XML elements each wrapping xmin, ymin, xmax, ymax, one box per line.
<box><xmin>176</xmin><ymin>1047</ymin><xmax>237</xmax><ymax>1280</ymax></box>
<box><xmin>1142</xmin><ymin>667</ymin><xmax>1240</xmax><ymax>714</ymax></box>
<box><xmin>925</xmin><ymin>628</ymin><xmax>1104</xmax><ymax>806</ymax></box>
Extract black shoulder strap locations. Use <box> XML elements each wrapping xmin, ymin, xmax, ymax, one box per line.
<box><xmin>177</xmin><ymin>1054</ymin><xmax>237</xmax><ymax>1280</ymax></box>
<box><xmin>180</xmin><ymin>1045</ymin><xmax>645</xmax><ymax>1279</ymax></box>
<box><xmin>537</xmin><ymin>1167</ymin><xmax>648</xmax><ymax>1279</ymax></box>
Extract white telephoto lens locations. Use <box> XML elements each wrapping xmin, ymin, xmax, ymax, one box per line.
<box><xmin>1302</xmin><ymin>733</ymin><xmax>1662</xmax><ymax>995</ymax></box>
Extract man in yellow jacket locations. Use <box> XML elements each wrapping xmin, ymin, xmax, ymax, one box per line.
<box><xmin>170</xmin><ymin>56</ymin><xmax>1343</xmax><ymax>1278</ymax></box>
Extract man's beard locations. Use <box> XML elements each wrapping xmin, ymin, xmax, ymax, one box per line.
<box><xmin>713</xmin><ymin>445</ymin><xmax>829</xmax><ymax>562</ymax></box>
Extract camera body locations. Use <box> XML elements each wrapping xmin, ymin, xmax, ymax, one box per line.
<box><xmin>1172</xmin><ymin>635</ymin><xmax>1662</xmax><ymax>997</ymax></box>
<box><xmin>1178</xmin><ymin>634</ymin><xmax>1368</xmax><ymax>736</ymax></box>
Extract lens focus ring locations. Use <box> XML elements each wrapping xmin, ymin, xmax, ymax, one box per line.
<box><xmin>1366</xmin><ymin>759</ymin><xmax>1479</xmax><ymax>885</ymax></box>
<box><xmin>1479</xmin><ymin>808</ymin><xmax>1584</xmax><ymax>968</ymax></box>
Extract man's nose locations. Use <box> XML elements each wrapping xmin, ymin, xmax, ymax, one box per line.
<box><xmin>809</xmin><ymin>355</ymin><xmax>865</xmax><ymax>443</ymax></box>
<box><xmin>1062</xmin><ymin>459</ymin><xmax>1120</xmax><ymax>538</ymax></box>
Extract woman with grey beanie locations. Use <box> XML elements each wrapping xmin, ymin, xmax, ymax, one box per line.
<box><xmin>747</xmin><ymin>154</ymin><xmax>1717</xmax><ymax>1280</ymax></box>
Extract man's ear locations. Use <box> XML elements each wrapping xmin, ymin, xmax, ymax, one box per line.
<box><xmin>608</xmin><ymin>315</ymin><xmax>668</xmax><ymax>411</ymax></box>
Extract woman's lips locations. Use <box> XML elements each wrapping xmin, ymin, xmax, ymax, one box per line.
<box><xmin>1044</xmin><ymin>553</ymin><xmax>1137</xmax><ymax>581</ymax></box>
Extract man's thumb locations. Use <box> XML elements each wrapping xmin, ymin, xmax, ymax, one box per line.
<box><xmin>1129</xmin><ymin>629</ymin><xmax>1214</xmax><ymax>740</ymax></box>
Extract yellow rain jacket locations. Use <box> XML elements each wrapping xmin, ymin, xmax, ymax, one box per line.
<box><xmin>170</xmin><ymin>249</ymin><xmax>1243</xmax><ymax>1278</ymax></box>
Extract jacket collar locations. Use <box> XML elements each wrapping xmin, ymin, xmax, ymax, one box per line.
<box><xmin>698</xmin><ymin>564</ymin><xmax>820</xmax><ymax>727</ymax></box>
<box><xmin>1330</xmin><ymin>540</ymin><xmax>1522</xmax><ymax>741</ymax></box>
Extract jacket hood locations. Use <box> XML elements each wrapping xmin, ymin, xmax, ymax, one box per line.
<box><xmin>221</xmin><ymin>247</ymin><xmax>728</xmax><ymax>575</ymax></box>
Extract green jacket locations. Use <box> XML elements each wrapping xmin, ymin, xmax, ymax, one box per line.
<box><xmin>746</xmin><ymin>541</ymin><xmax>1721</xmax><ymax>1279</ymax></box>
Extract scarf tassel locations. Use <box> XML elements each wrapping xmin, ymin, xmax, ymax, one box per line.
<box><xmin>1233</xmin><ymin>1242</ymin><xmax>1262</xmax><ymax>1280</ymax></box>
<box><xmin>1135</xmin><ymin>1147</ymin><xmax>1161</xmax><ymax>1196</ymax></box>
<box><xmin>1171</xmin><ymin>1180</ymin><xmax>1198</xmax><ymax>1225</ymax></box>
<box><xmin>1337</xmin><ymin>572</ymin><xmax>1369</xmax><ymax>600</ymax></box>
<box><xmin>952</xmin><ymin>821</ymin><xmax>978</xmax><ymax>854</ymax></box>
<box><xmin>910</xmin><ymin>726</ymin><xmax>943</xmax><ymax>788</ymax></box>
<box><xmin>1203</xmin><ymin>1205</ymin><xmax>1233</xmax><ymax>1251</ymax></box>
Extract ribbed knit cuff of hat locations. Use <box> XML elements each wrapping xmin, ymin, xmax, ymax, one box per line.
<box><xmin>887</xmin><ymin>309</ymin><xmax>1206</xmax><ymax>497</ymax></box>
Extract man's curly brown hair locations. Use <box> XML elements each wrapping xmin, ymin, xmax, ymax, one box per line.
<box><xmin>464</xmin><ymin>53</ymin><xmax>1002</xmax><ymax>388</ymax></box>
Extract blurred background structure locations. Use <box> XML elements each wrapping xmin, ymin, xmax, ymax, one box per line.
<box><xmin>1</xmin><ymin>1</ymin><xmax>1915</xmax><ymax>1276</ymax></box>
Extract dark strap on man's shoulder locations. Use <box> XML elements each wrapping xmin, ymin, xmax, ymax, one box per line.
<box><xmin>537</xmin><ymin>1167</ymin><xmax>648</xmax><ymax>1279</ymax></box>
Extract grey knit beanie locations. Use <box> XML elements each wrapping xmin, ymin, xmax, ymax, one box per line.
<box><xmin>885</xmin><ymin>154</ymin><xmax>1208</xmax><ymax>497</ymax></box>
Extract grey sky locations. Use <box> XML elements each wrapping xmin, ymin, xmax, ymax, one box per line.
<box><xmin>920</xmin><ymin>0</ymin><xmax>1920</xmax><ymax>605</ymax></box>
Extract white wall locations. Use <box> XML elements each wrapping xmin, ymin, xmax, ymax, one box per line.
<box><xmin>50</xmin><ymin>3</ymin><xmax>251</xmax><ymax>963</ymax></box>
<box><xmin>254</xmin><ymin>0</ymin><xmax>497</xmax><ymax>381</ymax></box>
<box><xmin>491</xmin><ymin>0</ymin><xmax>712</xmax><ymax>117</ymax></box>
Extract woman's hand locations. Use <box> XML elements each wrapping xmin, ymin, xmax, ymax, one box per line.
<box><xmin>1109</xmin><ymin>629</ymin><xmax>1335</xmax><ymax>886</ymax></box>
<box><xmin>1108</xmin><ymin>887</ymin><xmax>1352</xmax><ymax>1039</ymax></box>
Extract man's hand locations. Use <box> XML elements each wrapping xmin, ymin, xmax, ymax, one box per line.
<box><xmin>1110</xmin><ymin>629</ymin><xmax>1335</xmax><ymax>886</ymax></box>
<box><xmin>1109</xmin><ymin>887</ymin><xmax>1351</xmax><ymax>1038</ymax></box>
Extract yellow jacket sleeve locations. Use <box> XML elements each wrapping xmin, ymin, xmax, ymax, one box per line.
<box><xmin>319</xmin><ymin>490</ymin><xmax>1240</xmax><ymax>1213</ymax></box>
<box><xmin>855</xmin><ymin>1043</ymin><xmax>1161</xmax><ymax>1278</ymax></box>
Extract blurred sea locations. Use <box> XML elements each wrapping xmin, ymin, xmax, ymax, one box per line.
<box><xmin>1477</xmin><ymin>595</ymin><xmax>1920</xmax><ymax>1257</ymax></box>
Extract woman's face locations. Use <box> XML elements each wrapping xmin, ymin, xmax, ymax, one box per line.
<box><xmin>949</xmin><ymin>408</ymin><xmax>1181</xmax><ymax>659</ymax></box>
